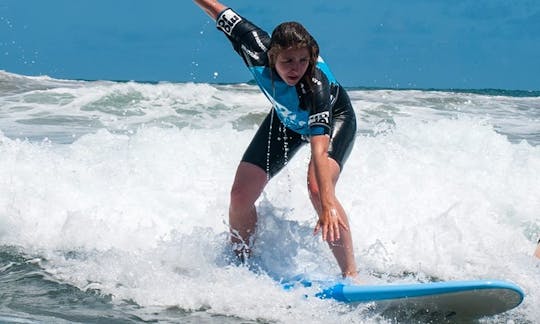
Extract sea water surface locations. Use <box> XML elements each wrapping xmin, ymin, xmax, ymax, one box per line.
<box><xmin>1</xmin><ymin>70</ymin><xmax>540</xmax><ymax>323</ymax></box>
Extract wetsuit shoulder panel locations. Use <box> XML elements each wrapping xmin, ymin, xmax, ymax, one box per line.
<box><xmin>299</xmin><ymin>66</ymin><xmax>339</xmax><ymax>136</ymax></box>
<box><xmin>216</xmin><ymin>8</ymin><xmax>270</xmax><ymax>67</ymax></box>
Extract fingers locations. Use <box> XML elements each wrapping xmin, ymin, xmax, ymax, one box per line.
<box><xmin>314</xmin><ymin>214</ymin><xmax>350</xmax><ymax>242</ymax></box>
<box><xmin>313</xmin><ymin>209</ymin><xmax>349</xmax><ymax>242</ymax></box>
<box><xmin>338</xmin><ymin>217</ymin><xmax>349</xmax><ymax>232</ymax></box>
<box><xmin>331</xmin><ymin>221</ymin><xmax>340</xmax><ymax>241</ymax></box>
<box><xmin>314</xmin><ymin>219</ymin><xmax>340</xmax><ymax>242</ymax></box>
<box><xmin>323</xmin><ymin>221</ymin><xmax>334</xmax><ymax>242</ymax></box>
<box><xmin>314</xmin><ymin>221</ymin><xmax>331</xmax><ymax>241</ymax></box>
<box><xmin>316</xmin><ymin>221</ymin><xmax>330</xmax><ymax>241</ymax></box>
<box><xmin>313</xmin><ymin>221</ymin><xmax>321</xmax><ymax>236</ymax></box>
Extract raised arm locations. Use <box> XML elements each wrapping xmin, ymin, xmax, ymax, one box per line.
<box><xmin>193</xmin><ymin>0</ymin><xmax>227</xmax><ymax>20</ymax></box>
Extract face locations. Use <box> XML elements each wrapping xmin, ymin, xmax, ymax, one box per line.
<box><xmin>273</xmin><ymin>47</ymin><xmax>310</xmax><ymax>86</ymax></box>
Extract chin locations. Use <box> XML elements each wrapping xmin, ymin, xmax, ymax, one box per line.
<box><xmin>286</xmin><ymin>79</ymin><xmax>299</xmax><ymax>86</ymax></box>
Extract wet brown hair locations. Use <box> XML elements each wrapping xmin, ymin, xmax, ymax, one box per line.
<box><xmin>267</xmin><ymin>22</ymin><xmax>319</xmax><ymax>85</ymax></box>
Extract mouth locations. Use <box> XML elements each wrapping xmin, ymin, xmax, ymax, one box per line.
<box><xmin>286</xmin><ymin>75</ymin><xmax>300</xmax><ymax>84</ymax></box>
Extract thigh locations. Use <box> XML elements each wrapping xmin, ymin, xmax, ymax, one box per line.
<box><xmin>328</xmin><ymin>90</ymin><xmax>357</xmax><ymax>171</ymax></box>
<box><xmin>230</xmin><ymin>161</ymin><xmax>268</xmax><ymax>205</ymax></box>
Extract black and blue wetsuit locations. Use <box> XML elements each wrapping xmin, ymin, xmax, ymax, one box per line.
<box><xmin>216</xmin><ymin>8</ymin><xmax>357</xmax><ymax>177</ymax></box>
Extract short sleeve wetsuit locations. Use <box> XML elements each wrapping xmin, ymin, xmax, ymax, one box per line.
<box><xmin>216</xmin><ymin>8</ymin><xmax>357</xmax><ymax>177</ymax></box>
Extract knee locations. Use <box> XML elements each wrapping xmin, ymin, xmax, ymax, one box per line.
<box><xmin>230</xmin><ymin>182</ymin><xmax>256</xmax><ymax>210</ymax></box>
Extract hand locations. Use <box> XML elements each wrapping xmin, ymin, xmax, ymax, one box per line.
<box><xmin>313</xmin><ymin>207</ymin><xmax>349</xmax><ymax>242</ymax></box>
<box><xmin>194</xmin><ymin>0</ymin><xmax>226</xmax><ymax>20</ymax></box>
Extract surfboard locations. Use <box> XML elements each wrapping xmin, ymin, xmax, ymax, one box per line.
<box><xmin>283</xmin><ymin>278</ymin><xmax>524</xmax><ymax>321</ymax></box>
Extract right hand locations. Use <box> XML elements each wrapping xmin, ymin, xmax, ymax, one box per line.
<box><xmin>193</xmin><ymin>0</ymin><xmax>226</xmax><ymax>20</ymax></box>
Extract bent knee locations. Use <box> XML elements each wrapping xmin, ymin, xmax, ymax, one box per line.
<box><xmin>230</xmin><ymin>182</ymin><xmax>263</xmax><ymax>211</ymax></box>
<box><xmin>230</xmin><ymin>185</ymin><xmax>250</xmax><ymax>207</ymax></box>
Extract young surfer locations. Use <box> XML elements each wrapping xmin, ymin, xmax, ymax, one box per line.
<box><xmin>193</xmin><ymin>0</ymin><xmax>359</xmax><ymax>279</ymax></box>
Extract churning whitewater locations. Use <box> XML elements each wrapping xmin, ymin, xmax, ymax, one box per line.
<box><xmin>1</xmin><ymin>71</ymin><xmax>539</xmax><ymax>323</ymax></box>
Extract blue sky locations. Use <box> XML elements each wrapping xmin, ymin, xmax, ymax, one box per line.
<box><xmin>1</xmin><ymin>0</ymin><xmax>539</xmax><ymax>90</ymax></box>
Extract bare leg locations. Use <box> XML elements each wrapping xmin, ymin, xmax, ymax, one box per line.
<box><xmin>229</xmin><ymin>162</ymin><xmax>268</xmax><ymax>258</ymax></box>
<box><xmin>535</xmin><ymin>241</ymin><xmax>540</xmax><ymax>259</ymax></box>
<box><xmin>307</xmin><ymin>159</ymin><xmax>358</xmax><ymax>278</ymax></box>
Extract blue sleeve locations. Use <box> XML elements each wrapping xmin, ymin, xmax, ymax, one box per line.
<box><xmin>310</xmin><ymin>126</ymin><xmax>327</xmax><ymax>136</ymax></box>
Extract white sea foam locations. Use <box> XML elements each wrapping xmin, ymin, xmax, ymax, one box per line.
<box><xmin>1</xmin><ymin>71</ymin><xmax>539</xmax><ymax>322</ymax></box>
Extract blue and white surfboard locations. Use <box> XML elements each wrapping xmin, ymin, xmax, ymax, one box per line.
<box><xmin>283</xmin><ymin>277</ymin><xmax>524</xmax><ymax>320</ymax></box>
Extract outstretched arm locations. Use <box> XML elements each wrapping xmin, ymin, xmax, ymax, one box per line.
<box><xmin>193</xmin><ymin>0</ymin><xmax>227</xmax><ymax>20</ymax></box>
<box><xmin>310</xmin><ymin>135</ymin><xmax>349</xmax><ymax>242</ymax></box>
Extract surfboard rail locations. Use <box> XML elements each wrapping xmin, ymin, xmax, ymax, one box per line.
<box><xmin>283</xmin><ymin>278</ymin><xmax>524</xmax><ymax>320</ymax></box>
<box><xmin>318</xmin><ymin>279</ymin><xmax>524</xmax><ymax>303</ymax></box>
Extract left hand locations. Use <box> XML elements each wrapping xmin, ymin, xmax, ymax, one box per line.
<box><xmin>313</xmin><ymin>206</ymin><xmax>349</xmax><ymax>242</ymax></box>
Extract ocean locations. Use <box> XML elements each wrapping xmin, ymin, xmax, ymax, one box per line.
<box><xmin>0</xmin><ymin>70</ymin><xmax>539</xmax><ymax>323</ymax></box>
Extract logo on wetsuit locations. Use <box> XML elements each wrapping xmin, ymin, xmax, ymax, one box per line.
<box><xmin>309</xmin><ymin>111</ymin><xmax>330</xmax><ymax>127</ymax></box>
<box><xmin>217</xmin><ymin>9</ymin><xmax>242</xmax><ymax>36</ymax></box>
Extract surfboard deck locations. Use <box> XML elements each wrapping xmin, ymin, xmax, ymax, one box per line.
<box><xmin>282</xmin><ymin>278</ymin><xmax>524</xmax><ymax>321</ymax></box>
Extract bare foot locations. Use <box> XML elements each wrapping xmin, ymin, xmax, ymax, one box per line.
<box><xmin>342</xmin><ymin>271</ymin><xmax>362</xmax><ymax>285</ymax></box>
